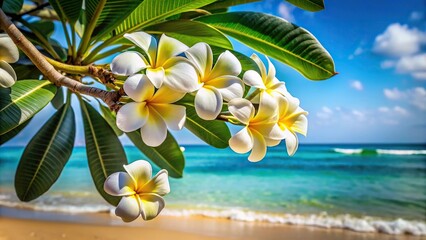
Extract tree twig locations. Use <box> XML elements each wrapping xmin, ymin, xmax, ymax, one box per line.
<box><xmin>0</xmin><ymin>9</ymin><xmax>121</xmax><ymax>110</ymax></box>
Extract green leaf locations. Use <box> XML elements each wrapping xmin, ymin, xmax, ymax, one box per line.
<box><xmin>285</xmin><ymin>0</ymin><xmax>324</xmax><ymax>12</ymax></box>
<box><xmin>79</xmin><ymin>99</ymin><xmax>127</xmax><ymax>206</ymax></box>
<box><xmin>1</xmin><ymin>0</ymin><xmax>23</xmax><ymax>14</ymax></box>
<box><xmin>0</xmin><ymin>80</ymin><xmax>56</xmax><ymax>135</ymax></box>
<box><xmin>89</xmin><ymin>0</ymin><xmax>145</xmax><ymax>40</ymax></box>
<box><xmin>203</xmin><ymin>0</ymin><xmax>260</xmax><ymax>11</ymax></box>
<box><xmin>197</xmin><ymin>12</ymin><xmax>336</xmax><ymax>80</ymax></box>
<box><xmin>14</xmin><ymin>103</ymin><xmax>75</xmax><ymax>201</ymax></box>
<box><xmin>114</xmin><ymin>0</ymin><xmax>217</xmax><ymax>35</ymax></box>
<box><xmin>30</xmin><ymin>21</ymin><xmax>55</xmax><ymax>38</ymax></box>
<box><xmin>49</xmin><ymin>0</ymin><xmax>83</xmax><ymax>24</ymax></box>
<box><xmin>0</xmin><ymin>118</ymin><xmax>31</xmax><ymax>146</ymax></box>
<box><xmin>144</xmin><ymin>20</ymin><xmax>232</xmax><ymax>49</ymax></box>
<box><xmin>127</xmin><ymin>131</ymin><xmax>185</xmax><ymax>178</ymax></box>
<box><xmin>51</xmin><ymin>87</ymin><xmax>64</xmax><ymax>110</ymax></box>
<box><xmin>10</xmin><ymin>64</ymin><xmax>42</xmax><ymax>80</ymax></box>
<box><xmin>97</xmin><ymin>100</ymin><xmax>122</xmax><ymax>136</ymax></box>
<box><xmin>179</xmin><ymin>96</ymin><xmax>231</xmax><ymax>148</ymax></box>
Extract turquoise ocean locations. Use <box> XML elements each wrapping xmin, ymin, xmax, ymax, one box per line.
<box><xmin>0</xmin><ymin>144</ymin><xmax>425</xmax><ymax>235</ymax></box>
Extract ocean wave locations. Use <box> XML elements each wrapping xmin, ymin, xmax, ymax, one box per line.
<box><xmin>162</xmin><ymin>208</ymin><xmax>426</xmax><ymax>236</ymax></box>
<box><xmin>333</xmin><ymin>148</ymin><xmax>426</xmax><ymax>155</ymax></box>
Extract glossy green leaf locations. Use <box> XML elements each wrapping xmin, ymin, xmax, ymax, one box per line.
<box><xmin>97</xmin><ymin>100</ymin><xmax>122</xmax><ymax>136</ymax></box>
<box><xmin>0</xmin><ymin>118</ymin><xmax>31</xmax><ymax>146</ymax></box>
<box><xmin>51</xmin><ymin>87</ymin><xmax>64</xmax><ymax>110</ymax></box>
<box><xmin>0</xmin><ymin>80</ymin><xmax>56</xmax><ymax>135</ymax></box>
<box><xmin>127</xmin><ymin>130</ymin><xmax>185</xmax><ymax>178</ymax></box>
<box><xmin>80</xmin><ymin>99</ymin><xmax>127</xmax><ymax>206</ymax></box>
<box><xmin>1</xmin><ymin>0</ymin><xmax>23</xmax><ymax>13</ymax></box>
<box><xmin>197</xmin><ymin>12</ymin><xmax>336</xmax><ymax>80</ymax></box>
<box><xmin>144</xmin><ymin>20</ymin><xmax>232</xmax><ymax>49</ymax></box>
<box><xmin>49</xmin><ymin>0</ymin><xmax>83</xmax><ymax>24</ymax></box>
<box><xmin>10</xmin><ymin>64</ymin><xmax>42</xmax><ymax>80</ymax></box>
<box><xmin>89</xmin><ymin>0</ymin><xmax>145</xmax><ymax>40</ymax></box>
<box><xmin>14</xmin><ymin>103</ymin><xmax>75</xmax><ymax>201</ymax></box>
<box><xmin>203</xmin><ymin>0</ymin><xmax>260</xmax><ymax>11</ymax></box>
<box><xmin>285</xmin><ymin>0</ymin><xmax>324</xmax><ymax>12</ymax></box>
<box><xmin>114</xmin><ymin>0</ymin><xmax>217</xmax><ymax>35</ymax></box>
<box><xmin>30</xmin><ymin>21</ymin><xmax>55</xmax><ymax>38</ymax></box>
<box><xmin>179</xmin><ymin>96</ymin><xmax>231</xmax><ymax>148</ymax></box>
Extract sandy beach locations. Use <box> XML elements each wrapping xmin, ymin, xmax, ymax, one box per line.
<box><xmin>0</xmin><ymin>207</ymin><xmax>423</xmax><ymax>240</ymax></box>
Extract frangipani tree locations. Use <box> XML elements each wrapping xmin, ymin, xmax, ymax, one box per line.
<box><xmin>0</xmin><ymin>0</ymin><xmax>335</xmax><ymax>220</ymax></box>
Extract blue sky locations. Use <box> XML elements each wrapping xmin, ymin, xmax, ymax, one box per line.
<box><xmin>5</xmin><ymin>0</ymin><xmax>426</xmax><ymax>146</ymax></box>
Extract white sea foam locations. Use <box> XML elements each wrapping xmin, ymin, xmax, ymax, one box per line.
<box><xmin>333</xmin><ymin>148</ymin><xmax>363</xmax><ymax>154</ymax></box>
<box><xmin>162</xmin><ymin>209</ymin><xmax>426</xmax><ymax>236</ymax></box>
<box><xmin>376</xmin><ymin>149</ymin><xmax>426</xmax><ymax>155</ymax></box>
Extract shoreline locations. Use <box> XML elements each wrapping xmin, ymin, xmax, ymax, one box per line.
<box><xmin>0</xmin><ymin>207</ymin><xmax>425</xmax><ymax>240</ymax></box>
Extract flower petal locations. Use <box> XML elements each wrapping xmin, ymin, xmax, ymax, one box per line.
<box><xmin>208</xmin><ymin>50</ymin><xmax>241</xmax><ymax>79</ymax></box>
<box><xmin>252</xmin><ymin>92</ymin><xmax>278</xmax><ymax>124</ymax></box>
<box><xmin>229</xmin><ymin>127</ymin><xmax>253</xmax><ymax>154</ymax></box>
<box><xmin>163</xmin><ymin>57</ymin><xmax>200</xmax><ymax>93</ymax></box>
<box><xmin>156</xmin><ymin>34</ymin><xmax>188</xmax><ymax>66</ymax></box>
<box><xmin>116</xmin><ymin>102</ymin><xmax>148</xmax><ymax>132</ymax></box>
<box><xmin>195</xmin><ymin>87</ymin><xmax>223</xmax><ymax>120</ymax></box>
<box><xmin>124</xmin><ymin>32</ymin><xmax>157</xmax><ymax>64</ymax></box>
<box><xmin>104</xmin><ymin>172</ymin><xmax>135</xmax><ymax>196</ymax></box>
<box><xmin>185</xmin><ymin>42</ymin><xmax>213</xmax><ymax>79</ymax></box>
<box><xmin>206</xmin><ymin>76</ymin><xmax>244</xmax><ymax>101</ymax></box>
<box><xmin>243</xmin><ymin>70</ymin><xmax>265</xmax><ymax>89</ymax></box>
<box><xmin>0</xmin><ymin>61</ymin><xmax>17</xmax><ymax>88</ymax></box>
<box><xmin>151</xmin><ymin>104</ymin><xmax>186</xmax><ymax>130</ymax></box>
<box><xmin>115</xmin><ymin>195</ymin><xmax>141</xmax><ymax>222</ymax></box>
<box><xmin>265</xmin><ymin>137</ymin><xmax>281</xmax><ymax>147</ymax></box>
<box><xmin>265</xmin><ymin>56</ymin><xmax>276</xmax><ymax>85</ymax></box>
<box><xmin>0</xmin><ymin>35</ymin><xmax>19</xmax><ymax>63</ymax></box>
<box><xmin>146</xmin><ymin>67</ymin><xmax>165</xmax><ymax>89</ymax></box>
<box><xmin>139</xmin><ymin>193</ymin><xmax>165</xmax><ymax>221</ymax></box>
<box><xmin>141</xmin><ymin>107</ymin><xmax>168</xmax><ymax>147</ymax></box>
<box><xmin>292</xmin><ymin>114</ymin><xmax>308</xmax><ymax>136</ymax></box>
<box><xmin>111</xmin><ymin>51</ymin><xmax>146</xmax><ymax>76</ymax></box>
<box><xmin>284</xmin><ymin>130</ymin><xmax>298</xmax><ymax>156</ymax></box>
<box><xmin>228</xmin><ymin>98</ymin><xmax>255</xmax><ymax>124</ymax></box>
<box><xmin>140</xmin><ymin>170</ymin><xmax>170</xmax><ymax>196</ymax></box>
<box><xmin>250</xmin><ymin>53</ymin><xmax>267</xmax><ymax>79</ymax></box>
<box><xmin>123</xmin><ymin>74</ymin><xmax>154</xmax><ymax>102</ymax></box>
<box><xmin>123</xmin><ymin>160</ymin><xmax>152</xmax><ymax>189</ymax></box>
<box><xmin>150</xmin><ymin>85</ymin><xmax>186</xmax><ymax>104</ymax></box>
<box><xmin>248</xmin><ymin>130</ymin><xmax>267</xmax><ymax>162</ymax></box>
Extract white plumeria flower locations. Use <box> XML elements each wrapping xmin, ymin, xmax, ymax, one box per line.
<box><xmin>0</xmin><ymin>34</ymin><xmax>19</xmax><ymax>88</ymax></box>
<box><xmin>228</xmin><ymin>93</ymin><xmax>285</xmax><ymax>162</ymax></box>
<box><xmin>116</xmin><ymin>74</ymin><xmax>186</xmax><ymax>147</ymax></box>
<box><xmin>111</xmin><ymin>32</ymin><xmax>199</xmax><ymax>93</ymax></box>
<box><xmin>104</xmin><ymin>160</ymin><xmax>170</xmax><ymax>222</ymax></box>
<box><xmin>243</xmin><ymin>54</ymin><xmax>294</xmax><ymax>102</ymax></box>
<box><xmin>277</xmin><ymin>96</ymin><xmax>308</xmax><ymax>156</ymax></box>
<box><xmin>185</xmin><ymin>42</ymin><xmax>243</xmax><ymax>120</ymax></box>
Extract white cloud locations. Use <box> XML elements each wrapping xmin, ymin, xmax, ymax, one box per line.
<box><xmin>378</xmin><ymin>107</ymin><xmax>390</xmax><ymax>113</ymax></box>
<box><xmin>412</xmin><ymin>72</ymin><xmax>426</xmax><ymax>80</ymax></box>
<box><xmin>348</xmin><ymin>47</ymin><xmax>363</xmax><ymax>60</ymax></box>
<box><xmin>352</xmin><ymin>110</ymin><xmax>366</xmax><ymax>121</ymax></box>
<box><xmin>350</xmin><ymin>80</ymin><xmax>363</xmax><ymax>91</ymax></box>
<box><xmin>383</xmin><ymin>87</ymin><xmax>426</xmax><ymax>110</ymax></box>
<box><xmin>278</xmin><ymin>3</ymin><xmax>295</xmax><ymax>22</ymax></box>
<box><xmin>394</xmin><ymin>53</ymin><xmax>426</xmax><ymax>79</ymax></box>
<box><xmin>393</xmin><ymin>106</ymin><xmax>408</xmax><ymax>116</ymax></box>
<box><xmin>410</xmin><ymin>11</ymin><xmax>424</xmax><ymax>21</ymax></box>
<box><xmin>380</xmin><ymin>60</ymin><xmax>395</xmax><ymax>69</ymax></box>
<box><xmin>384</xmin><ymin>88</ymin><xmax>405</xmax><ymax>100</ymax></box>
<box><xmin>373</xmin><ymin>23</ymin><xmax>426</xmax><ymax>57</ymax></box>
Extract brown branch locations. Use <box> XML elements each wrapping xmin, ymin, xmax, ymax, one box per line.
<box><xmin>0</xmin><ymin>9</ymin><xmax>121</xmax><ymax>110</ymax></box>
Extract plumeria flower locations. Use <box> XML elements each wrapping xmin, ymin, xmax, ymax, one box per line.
<box><xmin>277</xmin><ymin>96</ymin><xmax>308</xmax><ymax>156</ymax></box>
<box><xmin>185</xmin><ymin>42</ymin><xmax>243</xmax><ymax>120</ymax></box>
<box><xmin>0</xmin><ymin>34</ymin><xmax>19</xmax><ymax>88</ymax></box>
<box><xmin>116</xmin><ymin>74</ymin><xmax>186</xmax><ymax>147</ymax></box>
<box><xmin>111</xmin><ymin>32</ymin><xmax>199</xmax><ymax>93</ymax></box>
<box><xmin>228</xmin><ymin>93</ymin><xmax>285</xmax><ymax>162</ymax></box>
<box><xmin>104</xmin><ymin>160</ymin><xmax>170</xmax><ymax>222</ymax></box>
<box><xmin>243</xmin><ymin>54</ymin><xmax>295</xmax><ymax>103</ymax></box>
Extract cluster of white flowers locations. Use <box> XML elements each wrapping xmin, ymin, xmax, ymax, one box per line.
<box><xmin>111</xmin><ymin>32</ymin><xmax>308</xmax><ymax>162</ymax></box>
<box><xmin>0</xmin><ymin>34</ymin><xmax>19</xmax><ymax>88</ymax></box>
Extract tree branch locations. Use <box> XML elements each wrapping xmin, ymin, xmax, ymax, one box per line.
<box><xmin>0</xmin><ymin>9</ymin><xmax>121</xmax><ymax>110</ymax></box>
